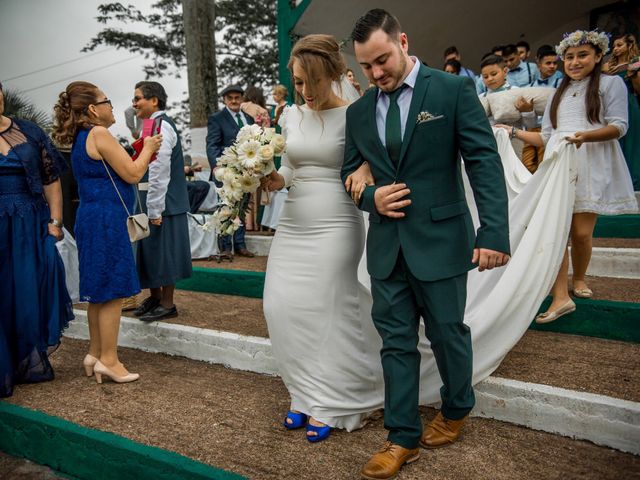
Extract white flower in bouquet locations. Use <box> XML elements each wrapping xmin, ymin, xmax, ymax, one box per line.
<box><xmin>270</xmin><ymin>134</ymin><xmax>286</xmax><ymax>155</ymax></box>
<box><xmin>220</xmin><ymin>184</ymin><xmax>244</xmax><ymax>203</ymax></box>
<box><xmin>237</xmin><ymin>140</ymin><xmax>262</xmax><ymax>168</ymax></box>
<box><xmin>258</xmin><ymin>144</ymin><xmax>275</xmax><ymax>162</ymax></box>
<box><xmin>247</xmin><ymin>123</ymin><xmax>262</xmax><ymax>138</ymax></box>
<box><xmin>239</xmin><ymin>174</ymin><xmax>260</xmax><ymax>193</ymax></box>
<box><xmin>235</xmin><ymin>125</ymin><xmax>253</xmax><ymax>144</ymax></box>
<box><xmin>264</xmin><ymin>160</ymin><xmax>275</xmax><ymax>176</ymax></box>
<box><xmin>218</xmin><ymin>147</ymin><xmax>238</xmax><ymax>167</ymax></box>
<box><xmin>214</xmin><ymin>167</ymin><xmax>227</xmax><ymax>183</ymax></box>
<box><xmin>261</xmin><ymin>127</ymin><xmax>276</xmax><ymax>142</ymax></box>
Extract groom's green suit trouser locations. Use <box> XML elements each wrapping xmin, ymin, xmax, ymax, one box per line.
<box><xmin>370</xmin><ymin>250</ymin><xmax>473</xmax><ymax>450</ymax></box>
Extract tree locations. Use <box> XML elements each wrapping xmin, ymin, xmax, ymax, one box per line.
<box><xmin>3</xmin><ymin>89</ymin><xmax>52</xmax><ymax>132</ymax></box>
<box><xmin>83</xmin><ymin>1</ymin><xmax>278</xmax><ymax>89</ymax></box>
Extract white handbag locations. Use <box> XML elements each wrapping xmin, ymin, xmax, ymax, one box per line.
<box><xmin>101</xmin><ymin>160</ymin><xmax>151</xmax><ymax>242</ymax></box>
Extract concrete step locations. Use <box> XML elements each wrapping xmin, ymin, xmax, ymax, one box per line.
<box><xmin>64</xmin><ymin>310</ymin><xmax>640</xmax><ymax>455</ymax></box>
<box><xmin>248</xmin><ymin>236</ymin><xmax>640</xmax><ymax>278</ymax></box>
<box><xmin>175</xmin><ymin>269</ymin><xmax>640</xmax><ymax>342</ymax></box>
<box><xmin>568</xmin><ymin>247</ymin><xmax>640</xmax><ymax>279</ymax></box>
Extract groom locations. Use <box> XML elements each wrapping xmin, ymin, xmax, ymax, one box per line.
<box><xmin>341</xmin><ymin>9</ymin><xmax>510</xmax><ymax>479</ymax></box>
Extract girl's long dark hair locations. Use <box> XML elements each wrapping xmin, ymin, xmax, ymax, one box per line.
<box><xmin>549</xmin><ymin>45</ymin><xmax>603</xmax><ymax>129</ymax></box>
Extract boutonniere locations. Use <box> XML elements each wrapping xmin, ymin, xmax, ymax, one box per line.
<box><xmin>416</xmin><ymin>111</ymin><xmax>445</xmax><ymax>124</ymax></box>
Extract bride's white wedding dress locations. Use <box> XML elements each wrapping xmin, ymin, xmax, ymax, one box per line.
<box><xmin>263</xmin><ymin>104</ymin><xmax>383</xmax><ymax>430</ymax></box>
<box><xmin>263</xmin><ymin>103</ymin><xmax>581</xmax><ymax>431</ymax></box>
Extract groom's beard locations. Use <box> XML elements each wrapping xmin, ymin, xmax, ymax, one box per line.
<box><xmin>376</xmin><ymin>47</ymin><xmax>407</xmax><ymax>92</ymax></box>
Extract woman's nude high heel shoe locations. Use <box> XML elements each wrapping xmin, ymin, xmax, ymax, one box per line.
<box><xmin>93</xmin><ymin>361</ymin><xmax>140</xmax><ymax>384</ymax></box>
<box><xmin>83</xmin><ymin>354</ymin><xmax>99</xmax><ymax>377</ymax></box>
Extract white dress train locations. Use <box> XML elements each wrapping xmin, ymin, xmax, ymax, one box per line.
<box><xmin>264</xmin><ymin>106</ymin><xmax>581</xmax><ymax>430</ymax></box>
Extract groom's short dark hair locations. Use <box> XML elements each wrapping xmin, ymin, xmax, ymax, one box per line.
<box><xmin>351</xmin><ymin>9</ymin><xmax>401</xmax><ymax>44</ymax></box>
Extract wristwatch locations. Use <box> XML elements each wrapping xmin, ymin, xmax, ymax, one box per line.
<box><xmin>49</xmin><ymin>218</ymin><xmax>63</xmax><ymax>228</ymax></box>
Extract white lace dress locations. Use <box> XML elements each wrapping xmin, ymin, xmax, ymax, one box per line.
<box><xmin>541</xmin><ymin>74</ymin><xmax>638</xmax><ymax>214</ymax></box>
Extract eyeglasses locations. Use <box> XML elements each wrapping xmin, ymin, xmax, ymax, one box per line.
<box><xmin>132</xmin><ymin>96</ymin><xmax>144</xmax><ymax>103</ymax></box>
<box><xmin>94</xmin><ymin>99</ymin><xmax>112</xmax><ymax>107</ymax></box>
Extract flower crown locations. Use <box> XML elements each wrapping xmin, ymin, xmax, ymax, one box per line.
<box><xmin>556</xmin><ymin>30</ymin><xmax>610</xmax><ymax>59</ymax></box>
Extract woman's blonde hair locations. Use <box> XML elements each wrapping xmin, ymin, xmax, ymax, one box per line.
<box><xmin>288</xmin><ymin>34</ymin><xmax>346</xmax><ymax>108</ymax></box>
<box><xmin>272</xmin><ymin>84</ymin><xmax>289</xmax><ymax>100</ymax></box>
<box><xmin>52</xmin><ymin>81</ymin><xmax>99</xmax><ymax>147</ymax></box>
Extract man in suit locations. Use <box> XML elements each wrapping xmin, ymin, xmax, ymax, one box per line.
<box><xmin>206</xmin><ymin>84</ymin><xmax>255</xmax><ymax>258</ymax></box>
<box><xmin>341</xmin><ymin>10</ymin><xmax>511</xmax><ymax>479</ymax></box>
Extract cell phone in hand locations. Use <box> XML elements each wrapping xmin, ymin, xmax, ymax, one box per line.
<box><xmin>141</xmin><ymin>118</ymin><xmax>162</xmax><ymax>163</ymax></box>
<box><xmin>142</xmin><ymin>118</ymin><xmax>162</xmax><ymax>137</ymax></box>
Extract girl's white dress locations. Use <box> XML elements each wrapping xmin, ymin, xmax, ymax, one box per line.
<box><xmin>541</xmin><ymin>74</ymin><xmax>637</xmax><ymax>214</ymax></box>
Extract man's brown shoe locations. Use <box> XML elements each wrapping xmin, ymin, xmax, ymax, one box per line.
<box><xmin>236</xmin><ymin>248</ymin><xmax>255</xmax><ymax>258</ymax></box>
<box><xmin>420</xmin><ymin>412</ymin><xmax>468</xmax><ymax>449</ymax></box>
<box><xmin>361</xmin><ymin>441</ymin><xmax>420</xmax><ymax>480</ymax></box>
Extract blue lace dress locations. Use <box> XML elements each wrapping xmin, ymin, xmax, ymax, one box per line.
<box><xmin>72</xmin><ymin>128</ymin><xmax>140</xmax><ymax>303</ymax></box>
<box><xmin>0</xmin><ymin>120</ymin><xmax>74</xmax><ymax>398</ymax></box>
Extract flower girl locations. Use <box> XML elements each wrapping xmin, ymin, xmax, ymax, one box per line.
<box><xmin>506</xmin><ymin>30</ymin><xmax>637</xmax><ymax>322</ymax></box>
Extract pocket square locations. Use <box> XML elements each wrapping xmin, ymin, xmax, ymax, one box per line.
<box><xmin>416</xmin><ymin>111</ymin><xmax>445</xmax><ymax>124</ymax></box>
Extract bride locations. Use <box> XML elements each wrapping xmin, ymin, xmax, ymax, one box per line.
<box><xmin>262</xmin><ymin>34</ymin><xmax>380</xmax><ymax>442</ymax></box>
<box><xmin>262</xmin><ymin>33</ymin><xmax>580</xmax><ymax>444</ymax></box>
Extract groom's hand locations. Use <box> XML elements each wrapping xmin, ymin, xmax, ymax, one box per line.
<box><xmin>472</xmin><ymin>248</ymin><xmax>510</xmax><ymax>272</ymax></box>
<box><xmin>374</xmin><ymin>183</ymin><xmax>411</xmax><ymax>218</ymax></box>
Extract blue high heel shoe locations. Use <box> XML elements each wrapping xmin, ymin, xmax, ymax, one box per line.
<box><xmin>283</xmin><ymin>410</ymin><xmax>308</xmax><ymax>430</ymax></box>
<box><xmin>306</xmin><ymin>422</ymin><xmax>331</xmax><ymax>443</ymax></box>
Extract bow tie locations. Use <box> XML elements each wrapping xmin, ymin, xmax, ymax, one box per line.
<box><xmin>511</xmin><ymin>66</ymin><xmax>523</xmax><ymax>72</ymax></box>
<box><xmin>537</xmin><ymin>78</ymin><xmax>549</xmax><ymax>85</ymax></box>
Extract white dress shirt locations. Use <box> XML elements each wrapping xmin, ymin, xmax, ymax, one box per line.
<box><xmin>146</xmin><ymin>110</ymin><xmax>177</xmax><ymax>219</ymax></box>
<box><xmin>226</xmin><ymin>107</ymin><xmax>250</xmax><ymax>126</ymax></box>
<box><xmin>376</xmin><ymin>56</ymin><xmax>421</xmax><ymax>146</ymax></box>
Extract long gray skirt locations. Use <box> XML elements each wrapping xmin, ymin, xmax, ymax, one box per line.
<box><xmin>136</xmin><ymin>213</ymin><xmax>192</xmax><ymax>289</ymax></box>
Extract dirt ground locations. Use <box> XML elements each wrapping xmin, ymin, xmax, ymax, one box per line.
<box><xmin>5</xmin><ymin>338</ymin><xmax>639</xmax><ymax>480</ymax></box>
<box><xmin>192</xmin><ymin>255</ymin><xmax>268</xmax><ymax>272</ymax></box>
<box><xmin>0</xmin><ymin>453</ymin><xmax>64</xmax><ymax>479</ymax></box>
<box><xmin>123</xmin><ymin>291</ymin><xmax>640</xmax><ymax>403</ymax></box>
<box><xmin>592</xmin><ymin>237</ymin><xmax>640</xmax><ymax>248</ymax></box>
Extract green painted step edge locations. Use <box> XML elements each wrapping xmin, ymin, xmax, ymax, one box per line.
<box><xmin>594</xmin><ymin>214</ymin><xmax>640</xmax><ymax>238</ymax></box>
<box><xmin>177</xmin><ymin>267</ymin><xmax>265</xmax><ymax>298</ymax></box>
<box><xmin>177</xmin><ymin>268</ymin><xmax>639</xmax><ymax>343</ymax></box>
<box><xmin>531</xmin><ymin>297</ymin><xmax>640</xmax><ymax>342</ymax></box>
<box><xmin>0</xmin><ymin>402</ymin><xmax>245</xmax><ymax>480</ymax></box>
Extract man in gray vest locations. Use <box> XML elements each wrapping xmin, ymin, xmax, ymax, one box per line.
<box><xmin>132</xmin><ymin>81</ymin><xmax>192</xmax><ymax>322</ymax></box>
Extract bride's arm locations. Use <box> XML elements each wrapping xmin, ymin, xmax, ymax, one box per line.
<box><xmin>344</xmin><ymin>161</ymin><xmax>374</xmax><ymax>203</ymax></box>
<box><xmin>263</xmin><ymin>153</ymin><xmax>293</xmax><ymax>191</ymax></box>
<box><xmin>341</xmin><ymin>118</ymin><xmax>378</xmax><ymax>214</ymax></box>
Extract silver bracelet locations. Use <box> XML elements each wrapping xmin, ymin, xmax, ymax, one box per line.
<box><xmin>49</xmin><ymin>218</ymin><xmax>63</xmax><ymax>228</ymax></box>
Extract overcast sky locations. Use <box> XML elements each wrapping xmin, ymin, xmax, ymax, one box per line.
<box><xmin>0</xmin><ymin>0</ymin><xmax>189</xmax><ymax>139</ymax></box>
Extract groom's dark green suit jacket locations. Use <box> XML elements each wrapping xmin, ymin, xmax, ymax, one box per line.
<box><xmin>341</xmin><ymin>64</ymin><xmax>510</xmax><ymax>282</ymax></box>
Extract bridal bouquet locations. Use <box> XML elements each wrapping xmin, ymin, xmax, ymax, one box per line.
<box><xmin>203</xmin><ymin>124</ymin><xmax>285</xmax><ymax>235</ymax></box>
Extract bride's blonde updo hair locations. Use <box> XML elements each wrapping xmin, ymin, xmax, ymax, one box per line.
<box><xmin>288</xmin><ymin>34</ymin><xmax>346</xmax><ymax>108</ymax></box>
<box><xmin>52</xmin><ymin>81</ymin><xmax>99</xmax><ymax>147</ymax></box>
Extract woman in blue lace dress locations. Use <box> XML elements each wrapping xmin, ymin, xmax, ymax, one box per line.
<box><xmin>0</xmin><ymin>81</ymin><xmax>74</xmax><ymax>398</ymax></box>
<box><xmin>53</xmin><ymin>81</ymin><xmax>161</xmax><ymax>384</ymax></box>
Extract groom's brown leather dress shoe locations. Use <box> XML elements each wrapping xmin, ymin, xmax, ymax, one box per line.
<box><xmin>420</xmin><ymin>412</ymin><xmax>468</xmax><ymax>448</ymax></box>
<box><xmin>361</xmin><ymin>441</ymin><xmax>420</xmax><ymax>480</ymax></box>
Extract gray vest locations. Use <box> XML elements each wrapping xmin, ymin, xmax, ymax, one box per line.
<box><xmin>139</xmin><ymin>114</ymin><xmax>190</xmax><ymax>216</ymax></box>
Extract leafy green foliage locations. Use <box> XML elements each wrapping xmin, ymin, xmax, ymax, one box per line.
<box><xmin>84</xmin><ymin>1</ymin><xmax>277</xmax><ymax>87</ymax></box>
<box><xmin>3</xmin><ymin>89</ymin><xmax>52</xmax><ymax>131</ymax></box>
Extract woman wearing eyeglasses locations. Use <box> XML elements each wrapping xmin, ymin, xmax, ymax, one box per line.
<box><xmin>0</xmin><ymin>81</ymin><xmax>75</xmax><ymax>398</ymax></box>
<box><xmin>53</xmin><ymin>81</ymin><xmax>161</xmax><ymax>384</ymax></box>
